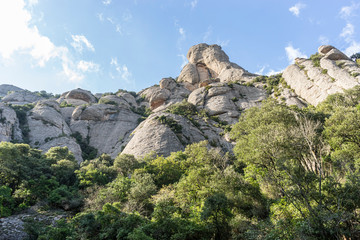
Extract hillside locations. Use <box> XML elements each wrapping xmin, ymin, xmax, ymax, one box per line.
<box><xmin>1</xmin><ymin>43</ymin><xmax>360</xmax><ymax>239</ymax></box>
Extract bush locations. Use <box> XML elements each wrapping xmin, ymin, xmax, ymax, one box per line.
<box><xmin>310</xmin><ymin>52</ymin><xmax>322</xmax><ymax>67</ymax></box>
<box><xmin>0</xmin><ymin>185</ymin><xmax>15</xmax><ymax>217</ymax></box>
<box><xmin>155</xmin><ymin>115</ymin><xmax>182</xmax><ymax>134</ymax></box>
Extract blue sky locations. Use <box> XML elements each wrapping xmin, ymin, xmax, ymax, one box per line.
<box><xmin>0</xmin><ymin>0</ymin><xmax>359</xmax><ymax>94</ymax></box>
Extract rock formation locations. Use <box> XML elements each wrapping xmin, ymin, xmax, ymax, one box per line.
<box><xmin>0</xmin><ymin>44</ymin><xmax>358</xmax><ymax>161</ymax></box>
<box><xmin>178</xmin><ymin>43</ymin><xmax>256</xmax><ymax>91</ymax></box>
<box><xmin>283</xmin><ymin>45</ymin><xmax>360</xmax><ymax>106</ymax></box>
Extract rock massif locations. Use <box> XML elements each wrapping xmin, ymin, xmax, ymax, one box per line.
<box><xmin>0</xmin><ymin>44</ymin><xmax>359</xmax><ymax>161</ymax></box>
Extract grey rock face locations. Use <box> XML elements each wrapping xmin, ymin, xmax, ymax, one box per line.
<box><xmin>160</xmin><ymin>77</ymin><xmax>178</xmax><ymax>91</ymax></box>
<box><xmin>178</xmin><ymin>43</ymin><xmax>256</xmax><ymax>90</ymax></box>
<box><xmin>188</xmin><ymin>83</ymin><xmax>266</xmax><ymax>124</ymax></box>
<box><xmin>28</xmin><ymin>100</ymin><xmax>71</xmax><ymax>146</ymax></box>
<box><xmin>0</xmin><ymin>84</ymin><xmax>23</xmax><ymax>97</ymax></box>
<box><xmin>39</xmin><ymin>136</ymin><xmax>83</xmax><ymax>163</ymax></box>
<box><xmin>0</xmin><ymin>104</ymin><xmax>22</xmax><ymax>142</ymax></box>
<box><xmin>57</xmin><ymin>88</ymin><xmax>97</xmax><ymax>106</ymax></box>
<box><xmin>283</xmin><ymin>46</ymin><xmax>360</xmax><ymax>106</ymax></box>
<box><xmin>24</xmin><ymin>100</ymin><xmax>83</xmax><ymax>162</ymax></box>
<box><xmin>1</xmin><ymin>90</ymin><xmax>43</xmax><ymax>105</ymax></box>
<box><xmin>122</xmin><ymin>112</ymin><xmax>205</xmax><ymax>158</ymax></box>
<box><xmin>70</xmin><ymin>104</ymin><xmax>140</xmax><ymax>158</ymax></box>
<box><xmin>0</xmin><ymin>209</ymin><xmax>67</xmax><ymax>240</ymax></box>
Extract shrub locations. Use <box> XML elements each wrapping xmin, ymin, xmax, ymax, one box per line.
<box><xmin>59</xmin><ymin>101</ymin><xmax>74</xmax><ymax>108</ymax></box>
<box><xmin>310</xmin><ymin>52</ymin><xmax>322</xmax><ymax>67</ymax></box>
<box><xmin>98</xmin><ymin>98</ymin><xmax>118</xmax><ymax>106</ymax></box>
<box><xmin>155</xmin><ymin>115</ymin><xmax>182</xmax><ymax>134</ymax></box>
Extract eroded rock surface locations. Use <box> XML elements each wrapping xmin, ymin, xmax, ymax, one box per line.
<box><xmin>283</xmin><ymin>45</ymin><xmax>360</xmax><ymax>106</ymax></box>
<box><xmin>178</xmin><ymin>43</ymin><xmax>256</xmax><ymax>90</ymax></box>
<box><xmin>0</xmin><ymin>104</ymin><xmax>22</xmax><ymax>142</ymax></box>
<box><xmin>57</xmin><ymin>88</ymin><xmax>97</xmax><ymax>106</ymax></box>
<box><xmin>1</xmin><ymin>90</ymin><xmax>43</xmax><ymax>105</ymax></box>
<box><xmin>0</xmin><ymin>84</ymin><xmax>23</xmax><ymax>97</ymax></box>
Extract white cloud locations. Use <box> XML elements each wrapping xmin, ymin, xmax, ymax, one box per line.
<box><xmin>102</xmin><ymin>0</ymin><xmax>111</xmax><ymax>6</ymax></box>
<box><xmin>110</xmin><ymin>57</ymin><xmax>133</xmax><ymax>83</ymax></box>
<box><xmin>340</xmin><ymin>2</ymin><xmax>360</xmax><ymax>19</ymax></box>
<box><xmin>58</xmin><ymin>47</ymin><xmax>84</xmax><ymax>83</ymax></box>
<box><xmin>110</xmin><ymin>57</ymin><xmax>118</xmax><ymax>66</ymax></box>
<box><xmin>179</xmin><ymin>27</ymin><xmax>185</xmax><ymax>37</ymax></box>
<box><xmin>217</xmin><ymin>39</ymin><xmax>230</xmax><ymax>47</ymax></box>
<box><xmin>178</xmin><ymin>54</ymin><xmax>188</xmax><ymax>69</ymax></box>
<box><xmin>122</xmin><ymin>10</ymin><xmax>132</xmax><ymax>22</ymax></box>
<box><xmin>0</xmin><ymin>0</ymin><xmax>58</xmax><ymax>65</ymax></box>
<box><xmin>285</xmin><ymin>44</ymin><xmax>307</xmax><ymax>64</ymax></box>
<box><xmin>27</xmin><ymin>0</ymin><xmax>38</xmax><ymax>6</ymax></box>
<box><xmin>255</xmin><ymin>65</ymin><xmax>267</xmax><ymax>75</ymax></box>
<box><xmin>190</xmin><ymin>0</ymin><xmax>198</xmax><ymax>9</ymax></box>
<box><xmin>318</xmin><ymin>35</ymin><xmax>329</xmax><ymax>45</ymax></box>
<box><xmin>266</xmin><ymin>69</ymin><xmax>282</xmax><ymax>76</ymax></box>
<box><xmin>116</xmin><ymin>24</ymin><xmax>122</xmax><ymax>34</ymax></box>
<box><xmin>289</xmin><ymin>3</ymin><xmax>306</xmax><ymax>17</ymax></box>
<box><xmin>0</xmin><ymin>0</ymin><xmax>89</xmax><ymax>84</ymax></box>
<box><xmin>344</xmin><ymin>41</ymin><xmax>360</xmax><ymax>57</ymax></box>
<box><xmin>77</xmin><ymin>60</ymin><xmax>100</xmax><ymax>72</ymax></box>
<box><xmin>71</xmin><ymin>35</ymin><xmax>95</xmax><ymax>53</ymax></box>
<box><xmin>255</xmin><ymin>65</ymin><xmax>283</xmax><ymax>76</ymax></box>
<box><xmin>97</xmin><ymin>13</ymin><xmax>104</xmax><ymax>21</ymax></box>
<box><xmin>203</xmin><ymin>26</ymin><xmax>212</xmax><ymax>42</ymax></box>
<box><xmin>340</xmin><ymin>23</ymin><xmax>355</xmax><ymax>43</ymax></box>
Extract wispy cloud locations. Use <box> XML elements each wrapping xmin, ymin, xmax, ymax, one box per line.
<box><xmin>71</xmin><ymin>35</ymin><xmax>95</xmax><ymax>53</ymax></box>
<box><xmin>175</xmin><ymin>21</ymin><xmax>186</xmax><ymax>52</ymax></box>
<box><xmin>255</xmin><ymin>64</ymin><xmax>282</xmax><ymax>76</ymax></box>
<box><xmin>190</xmin><ymin>0</ymin><xmax>198</xmax><ymax>9</ymax></box>
<box><xmin>110</xmin><ymin>57</ymin><xmax>134</xmax><ymax>84</ymax></box>
<box><xmin>344</xmin><ymin>41</ymin><xmax>360</xmax><ymax>57</ymax></box>
<box><xmin>178</xmin><ymin>54</ymin><xmax>188</xmax><ymax>69</ymax></box>
<box><xmin>122</xmin><ymin>10</ymin><xmax>132</xmax><ymax>22</ymax></box>
<box><xmin>255</xmin><ymin>65</ymin><xmax>267</xmax><ymax>75</ymax></box>
<box><xmin>266</xmin><ymin>69</ymin><xmax>283</xmax><ymax>76</ymax></box>
<box><xmin>285</xmin><ymin>44</ymin><xmax>307</xmax><ymax>64</ymax></box>
<box><xmin>318</xmin><ymin>35</ymin><xmax>329</xmax><ymax>45</ymax></box>
<box><xmin>97</xmin><ymin>13</ymin><xmax>104</xmax><ymax>21</ymax></box>
<box><xmin>217</xmin><ymin>39</ymin><xmax>230</xmax><ymax>47</ymax></box>
<box><xmin>338</xmin><ymin>3</ymin><xmax>360</xmax><ymax>57</ymax></box>
<box><xmin>340</xmin><ymin>23</ymin><xmax>355</xmax><ymax>42</ymax></box>
<box><xmin>106</xmin><ymin>17</ymin><xmax>124</xmax><ymax>34</ymax></box>
<box><xmin>203</xmin><ymin>26</ymin><xmax>212</xmax><ymax>42</ymax></box>
<box><xmin>179</xmin><ymin>27</ymin><xmax>186</xmax><ymax>38</ymax></box>
<box><xmin>77</xmin><ymin>60</ymin><xmax>100</xmax><ymax>72</ymax></box>
<box><xmin>289</xmin><ymin>3</ymin><xmax>306</xmax><ymax>17</ymax></box>
<box><xmin>339</xmin><ymin>2</ymin><xmax>360</xmax><ymax>19</ymax></box>
<box><xmin>102</xmin><ymin>0</ymin><xmax>112</xmax><ymax>6</ymax></box>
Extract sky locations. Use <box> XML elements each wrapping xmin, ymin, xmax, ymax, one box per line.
<box><xmin>0</xmin><ymin>0</ymin><xmax>359</xmax><ymax>94</ymax></box>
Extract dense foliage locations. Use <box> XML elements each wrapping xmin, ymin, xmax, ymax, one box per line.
<box><xmin>2</xmin><ymin>87</ymin><xmax>360</xmax><ymax>239</ymax></box>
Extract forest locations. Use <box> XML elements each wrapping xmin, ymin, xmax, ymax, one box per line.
<box><xmin>1</xmin><ymin>86</ymin><xmax>360</xmax><ymax>240</ymax></box>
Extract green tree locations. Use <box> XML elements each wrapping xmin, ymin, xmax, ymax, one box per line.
<box><xmin>114</xmin><ymin>154</ymin><xmax>141</xmax><ymax>177</ymax></box>
<box><xmin>0</xmin><ymin>185</ymin><xmax>15</xmax><ymax>217</ymax></box>
<box><xmin>230</xmin><ymin>99</ymin><xmax>360</xmax><ymax>239</ymax></box>
<box><xmin>201</xmin><ymin>193</ymin><xmax>233</xmax><ymax>240</ymax></box>
<box><xmin>76</xmin><ymin>154</ymin><xmax>116</xmax><ymax>188</ymax></box>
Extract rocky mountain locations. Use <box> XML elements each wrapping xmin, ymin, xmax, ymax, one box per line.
<box><xmin>0</xmin><ymin>43</ymin><xmax>359</xmax><ymax>163</ymax></box>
